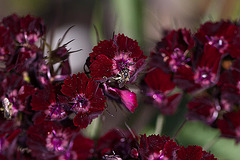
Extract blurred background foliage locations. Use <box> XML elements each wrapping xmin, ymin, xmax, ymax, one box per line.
<box><xmin>1</xmin><ymin>0</ymin><xmax>240</xmax><ymax>159</ymax></box>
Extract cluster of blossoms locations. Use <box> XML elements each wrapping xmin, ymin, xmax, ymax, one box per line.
<box><xmin>0</xmin><ymin>13</ymin><xmax>232</xmax><ymax>159</ymax></box>
<box><xmin>142</xmin><ymin>21</ymin><xmax>240</xmax><ymax>143</ymax></box>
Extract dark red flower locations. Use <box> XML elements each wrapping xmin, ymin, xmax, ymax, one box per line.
<box><xmin>177</xmin><ymin>145</ymin><xmax>217</xmax><ymax>160</ymax></box>
<box><xmin>195</xmin><ymin>21</ymin><xmax>240</xmax><ymax>58</ymax></box>
<box><xmin>143</xmin><ymin>68</ymin><xmax>182</xmax><ymax>115</ymax></box>
<box><xmin>174</xmin><ymin>46</ymin><xmax>221</xmax><ymax>93</ymax></box>
<box><xmin>139</xmin><ymin>134</ymin><xmax>179</xmax><ymax>160</ymax></box>
<box><xmin>89</xmin><ymin>34</ymin><xmax>146</xmax><ymax>87</ymax></box>
<box><xmin>96</xmin><ymin>129</ymin><xmax>138</xmax><ymax>160</ymax></box>
<box><xmin>27</xmin><ymin>122</ymin><xmax>94</xmax><ymax>160</ymax></box>
<box><xmin>186</xmin><ymin>95</ymin><xmax>220</xmax><ymax>125</ymax></box>
<box><xmin>31</xmin><ymin>83</ymin><xmax>67</xmax><ymax>123</ymax></box>
<box><xmin>217</xmin><ymin>61</ymin><xmax>240</xmax><ymax>111</ymax></box>
<box><xmin>176</xmin><ymin>145</ymin><xmax>203</xmax><ymax>160</ymax></box>
<box><xmin>217</xmin><ymin>110</ymin><xmax>240</xmax><ymax>143</ymax></box>
<box><xmin>61</xmin><ymin>72</ymin><xmax>106</xmax><ymax>128</ymax></box>
<box><xmin>150</xmin><ymin>29</ymin><xmax>194</xmax><ymax>73</ymax></box>
<box><xmin>2</xmin><ymin>14</ymin><xmax>46</xmax><ymax>45</ymax></box>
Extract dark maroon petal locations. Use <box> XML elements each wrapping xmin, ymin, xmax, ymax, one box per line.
<box><xmin>187</xmin><ymin>96</ymin><xmax>220</xmax><ymax>125</ymax></box>
<box><xmin>177</xmin><ymin>145</ymin><xmax>203</xmax><ymax>160</ymax></box>
<box><xmin>90</xmin><ymin>40</ymin><xmax>117</xmax><ymax>61</ymax></box>
<box><xmin>72</xmin><ymin>134</ymin><xmax>94</xmax><ymax>159</ymax></box>
<box><xmin>202</xmin><ymin>150</ymin><xmax>218</xmax><ymax>160</ymax></box>
<box><xmin>160</xmin><ymin>93</ymin><xmax>182</xmax><ymax>115</ymax></box>
<box><xmin>31</xmin><ymin>84</ymin><xmax>56</xmax><ymax>111</ymax></box>
<box><xmin>90</xmin><ymin>54</ymin><xmax>114</xmax><ymax>80</ymax></box>
<box><xmin>162</xmin><ymin>139</ymin><xmax>180</xmax><ymax>159</ymax></box>
<box><xmin>144</xmin><ymin>68</ymin><xmax>175</xmax><ymax>92</ymax></box>
<box><xmin>73</xmin><ymin>110</ymin><xmax>103</xmax><ymax>128</ymax></box>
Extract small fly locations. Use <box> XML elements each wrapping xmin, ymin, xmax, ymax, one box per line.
<box><xmin>1</xmin><ymin>98</ymin><xmax>13</xmax><ymax>119</ymax></box>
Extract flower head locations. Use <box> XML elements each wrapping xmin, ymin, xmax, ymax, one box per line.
<box><xmin>61</xmin><ymin>72</ymin><xmax>106</xmax><ymax>128</ymax></box>
<box><xmin>195</xmin><ymin>20</ymin><xmax>240</xmax><ymax>58</ymax></box>
<box><xmin>89</xmin><ymin>34</ymin><xmax>146</xmax><ymax>87</ymax></box>
<box><xmin>143</xmin><ymin>68</ymin><xmax>181</xmax><ymax>115</ymax></box>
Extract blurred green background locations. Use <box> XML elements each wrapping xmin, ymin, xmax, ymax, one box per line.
<box><xmin>2</xmin><ymin>0</ymin><xmax>240</xmax><ymax>159</ymax></box>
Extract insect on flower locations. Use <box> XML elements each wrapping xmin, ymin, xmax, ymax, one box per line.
<box><xmin>113</xmin><ymin>68</ymin><xmax>131</xmax><ymax>88</ymax></box>
<box><xmin>1</xmin><ymin>97</ymin><xmax>13</xmax><ymax>119</ymax></box>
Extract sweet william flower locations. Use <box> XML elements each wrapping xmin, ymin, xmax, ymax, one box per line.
<box><xmin>150</xmin><ymin>29</ymin><xmax>194</xmax><ymax>73</ymax></box>
<box><xmin>195</xmin><ymin>20</ymin><xmax>240</xmax><ymax>58</ymax></box>
<box><xmin>176</xmin><ymin>145</ymin><xmax>217</xmax><ymax>160</ymax></box>
<box><xmin>95</xmin><ymin>129</ymin><xmax>138</xmax><ymax>160</ymax></box>
<box><xmin>139</xmin><ymin>134</ymin><xmax>179</xmax><ymax>160</ymax></box>
<box><xmin>27</xmin><ymin>122</ymin><xmax>94</xmax><ymax>160</ymax></box>
<box><xmin>143</xmin><ymin>68</ymin><xmax>182</xmax><ymax>115</ymax></box>
<box><xmin>217</xmin><ymin>110</ymin><xmax>240</xmax><ymax>143</ymax></box>
<box><xmin>89</xmin><ymin>34</ymin><xmax>147</xmax><ymax>87</ymax></box>
<box><xmin>174</xmin><ymin>46</ymin><xmax>221</xmax><ymax>93</ymax></box>
<box><xmin>61</xmin><ymin>72</ymin><xmax>106</xmax><ymax>128</ymax></box>
<box><xmin>186</xmin><ymin>95</ymin><xmax>220</xmax><ymax>125</ymax></box>
<box><xmin>31</xmin><ymin>83</ymin><xmax>68</xmax><ymax>123</ymax></box>
<box><xmin>217</xmin><ymin>58</ymin><xmax>240</xmax><ymax>111</ymax></box>
<box><xmin>2</xmin><ymin>14</ymin><xmax>46</xmax><ymax>45</ymax></box>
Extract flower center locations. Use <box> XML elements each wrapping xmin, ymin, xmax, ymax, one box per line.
<box><xmin>45</xmin><ymin>103</ymin><xmax>66</xmax><ymax>120</ymax></box>
<box><xmin>46</xmin><ymin>130</ymin><xmax>68</xmax><ymax>152</ymax></box>
<box><xmin>72</xmin><ymin>94</ymin><xmax>90</xmax><ymax>113</ymax></box>
<box><xmin>194</xmin><ymin>67</ymin><xmax>216</xmax><ymax>87</ymax></box>
<box><xmin>146</xmin><ymin>91</ymin><xmax>166</xmax><ymax>105</ymax></box>
<box><xmin>112</xmin><ymin>51</ymin><xmax>135</xmax><ymax>87</ymax></box>
<box><xmin>152</xmin><ymin>93</ymin><xmax>165</xmax><ymax>104</ymax></box>
<box><xmin>169</xmin><ymin>48</ymin><xmax>190</xmax><ymax>72</ymax></box>
<box><xmin>208</xmin><ymin>36</ymin><xmax>228</xmax><ymax>54</ymax></box>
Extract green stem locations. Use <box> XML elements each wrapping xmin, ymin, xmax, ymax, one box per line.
<box><xmin>173</xmin><ymin>119</ymin><xmax>187</xmax><ymax>140</ymax></box>
<box><xmin>203</xmin><ymin>133</ymin><xmax>220</xmax><ymax>151</ymax></box>
<box><xmin>154</xmin><ymin>114</ymin><xmax>164</xmax><ymax>135</ymax></box>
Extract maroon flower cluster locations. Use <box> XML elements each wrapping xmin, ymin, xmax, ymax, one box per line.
<box><xmin>0</xmin><ymin>13</ymin><xmax>227</xmax><ymax>160</ymax></box>
<box><xmin>142</xmin><ymin>21</ymin><xmax>240</xmax><ymax>143</ymax></box>
<box><xmin>94</xmin><ymin>130</ymin><xmax>217</xmax><ymax>160</ymax></box>
<box><xmin>0</xmin><ymin>14</ymin><xmax>148</xmax><ymax>159</ymax></box>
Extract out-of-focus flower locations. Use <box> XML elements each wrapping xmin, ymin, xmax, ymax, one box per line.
<box><xmin>89</xmin><ymin>34</ymin><xmax>146</xmax><ymax>87</ymax></box>
<box><xmin>217</xmin><ymin>58</ymin><xmax>240</xmax><ymax>111</ymax></box>
<box><xmin>31</xmin><ymin>83</ymin><xmax>67</xmax><ymax>123</ymax></box>
<box><xmin>150</xmin><ymin>29</ymin><xmax>194</xmax><ymax>73</ymax></box>
<box><xmin>61</xmin><ymin>72</ymin><xmax>106</xmax><ymax>128</ymax></box>
<box><xmin>217</xmin><ymin>110</ymin><xmax>240</xmax><ymax>143</ymax></box>
<box><xmin>2</xmin><ymin>14</ymin><xmax>46</xmax><ymax>45</ymax></box>
<box><xmin>174</xmin><ymin>46</ymin><xmax>221</xmax><ymax>93</ymax></box>
<box><xmin>27</xmin><ymin>122</ymin><xmax>94</xmax><ymax>160</ymax></box>
<box><xmin>186</xmin><ymin>95</ymin><xmax>221</xmax><ymax>125</ymax></box>
<box><xmin>195</xmin><ymin>21</ymin><xmax>240</xmax><ymax>58</ymax></box>
<box><xmin>0</xmin><ymin>73</ymin><xmax>36</xmax><ymax>119</ymax></box>
<box><xmin>143</xmin><ymin>68</ymin><xmax>182</xmax><ymax>115</ymax></box>
<box><xmin>138</xmin><ymin>134</ymin><xmax>217</xmax><ymax>160</ymax></box>
<box><xmin>139</xmin><ymin>134</ymin><xmax>179</xmax><ymax>160</ymax></box>
<box><xmin>95</xmin><ymin>129</ymin><xmax>138</xmax><ymax>160</ymax></box>
<box><xmin>176</xmin><ymin>145</ymin><xmax>217</xmax><ymax>160</ymax></box>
